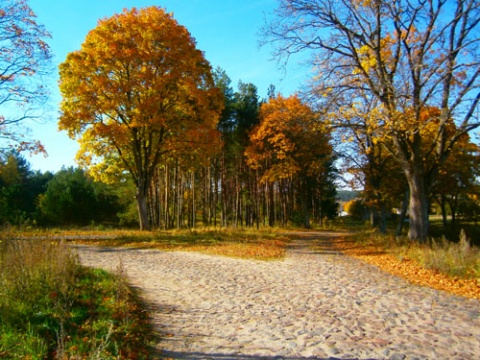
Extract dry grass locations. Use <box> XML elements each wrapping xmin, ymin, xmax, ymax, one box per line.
<box><xmin>8</xmin><ymin>227</ymin><xmax>291</xmax><ymax>261</ymax></box>
<box><xmin>0</xmin><ymin>238</ymin><xmax>78</xmax><ymax>316</ymax></box>
<box><xmin>387</xmin><ymin>230</ymin><xmax>480</xmax><ymax>279</ymax></box>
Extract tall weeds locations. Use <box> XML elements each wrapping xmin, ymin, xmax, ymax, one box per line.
<box><xmin>422</xmin><ymin>230</ymin><xmax>480</xmax><ymax>278</ymax></box>
<box><xmin>0</xmin><ymin>238</ymin><xmax>76</xmax><ymax>357</ymax></box>
<box><xmin>0</xmin><ymin>237</ymin><xmax>153</xmax><ymax>359</ymax></box>
<box><xmin>380</xmin><ymin>230</ymin><xmax>480</xmax><ymax>279</ymax></box>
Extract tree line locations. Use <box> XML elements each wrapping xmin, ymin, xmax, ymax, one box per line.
<box><xmin>0</xmin><ymin>71</ymin><xmax>338</xmax><ymax>229</ymax></box>
<box><xmin>1</xmin><ymin>1</ymin><xmax>479</xmax><ymax>241</ymax></box>
<box><xmin>0</xmin><ymin>153</ymin><xmax>125</xmax><ymax>227</ymax></box>
<box><xmin>56</xmin><ymin>7</ymin><xmax>338</xmax><ymax>230</ymax></box>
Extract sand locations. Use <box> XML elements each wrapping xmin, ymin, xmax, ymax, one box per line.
<box><xmin>74</xmin><ymin>232</ymin><xmax>480</xmax><ymax>359</ymax></box>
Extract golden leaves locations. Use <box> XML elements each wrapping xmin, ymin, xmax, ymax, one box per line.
<box><xmin>333</xmin><ymin>236</ymin><xmax>480</xmax><ymax>300</ymax></box>
<box><xmin>354</xmin><ymin>34</ymin><xmax>396</xmax><ymax>77</ymax></box>
<box><xmin>58</xmin><ymin>6</ymin><xmax>223</xmax><ymax>181</ymax></box>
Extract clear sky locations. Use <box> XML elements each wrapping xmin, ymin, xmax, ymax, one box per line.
<box><xmin>24</xmin><ymin>0</ymin><xmax>310</xmax><ymax>173</ymax></box>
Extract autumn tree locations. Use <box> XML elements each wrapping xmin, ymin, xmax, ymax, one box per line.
<box><xmin>245</xmin><ymin>94</ymin><xmax>335</xmax><ymax>228</ymax></box>
<box><xmin>58</xmin><ymin>7</ymin><xmax>223</xmax><ymax>230</ymax></box>
<box><xmin>335</xmin><ymin>94</ymin><xmax>407</xmax><ymax>233</ymax></box>
<box><xmin>0</xmin><ymin>0</ymin><xmax>51</xmax><ymax>154</ymax></box>
<box><xmin>264</xmin><ymin>0</ymin><xmax>480</xmax><ymax>241</ymax></box>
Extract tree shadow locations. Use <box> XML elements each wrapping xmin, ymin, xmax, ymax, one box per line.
<box><xmin>152</xmin><ymin>349</ymin><xmax>365</xmax><ymax>360</ymax></box>
<box><xmin>283</xmin><ymin>230</ymin><xmax>350</xmax><ymax>256</ymax></box>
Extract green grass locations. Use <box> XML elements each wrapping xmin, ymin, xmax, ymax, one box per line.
<box><xmin>0</xmin><ymin>238</ymin><xmax>154</xmax><ymax>359</ymax></box>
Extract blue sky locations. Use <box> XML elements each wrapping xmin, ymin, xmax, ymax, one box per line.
<box><xmin>25</xmin><ymin>0</ymin><xmax>310</xmax><ymax>172</ymax></box>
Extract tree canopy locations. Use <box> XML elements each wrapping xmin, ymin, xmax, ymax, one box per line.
<box><xmin>38</xmin><ymin>167</ymin><xmax>121</xmax><ymax>226</ymax></box>
<box><xmin>246</xmin><ymin>94</ymin><xmax>336</xmax><ymax>228</ymax></box>
<box><xmin>58</xmin><ymin>6</ymin><xmax>223</xmax><ymax>230</ymax></box>
<box><xmin>246</xmin><ymin>94</ymin><xmax>331</xmax><ymax>183</ymax></box>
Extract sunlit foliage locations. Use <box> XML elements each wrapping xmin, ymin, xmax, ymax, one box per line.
<box><xmin>59</xmin><ymin>7</ymin><xmax>223</xmax><ymax>230</ymax></box>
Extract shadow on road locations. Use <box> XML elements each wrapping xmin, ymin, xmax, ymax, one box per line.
<box><xmin>283</xmin><ymin>230</ymin><xmax>350</xmax><ymax>256</ymax></box>
<box><xmin>155</xmin><ymin>349</ymin><xmax>361</xmax><ymax>360</ymax></box>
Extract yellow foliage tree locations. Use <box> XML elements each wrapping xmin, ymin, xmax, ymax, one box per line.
<box><xmin>265</xmin><ymin>0</ymin><xmax>480</xmax><ymax>241</ymax></box>
<box><xmin>335</xmin><ymin>95</ymin><xmax>406</xmax><ymax>233</ymax></box>
<box><xmin>58</xmin><ymin>7</ymin><xmax>223</xmax><ymax>230</ymax></box>
<box><xmin>246</xmin><ymin>94</ymin><xmax>331</xmax><ymax>182</ymax></box>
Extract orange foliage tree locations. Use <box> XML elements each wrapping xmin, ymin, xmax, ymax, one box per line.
<box><xmin>58</xmin><ymin>7</ymin><xmax>223</xmax><ymax>230</ymax></box>
<box><xmin>245</xmin><ymin>94</ymin><xmax>334</xmax><ymax>228</ymax></box>
<box><xmin>0</xmin><ymin>0</ymin><xmax>51</xmax><ymax>155</ymax></box>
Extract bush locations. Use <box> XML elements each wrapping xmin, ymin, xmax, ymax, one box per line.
<box><xmin>38</xmin><ymin>167</ymin><xmax>123</xmax><ymax>226</ymax></box>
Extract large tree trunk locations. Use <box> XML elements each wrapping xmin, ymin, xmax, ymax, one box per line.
<box><xmin>406</xmin><ymin>169</ymin><xmax>429</xmax><ymax>241</ymax></box>
<box><xmin>300</xmin><ymin>178</ymin><xmax>311</xmax><ymax>229</ymax></box>
<box><xmin>136</xmin><ymin>186</ymin><xmax>150</xmax><ymax>231</ymax></box>
<box><xmin>439</xmin><ymin>195</ymin><xmax>448</xmax><ymax>229</ymax></box>
<box><xmin>303</xmin><ymin>200</ymin><xmax>311</xmax><ymax>229</ymax></box>
<box><xmin>395</xmin><ymin>189</ymin><xmax>409</xmax><ymax>237</ymax></box>
<box><xmin>448</xmin><ymin>196</ymin><xmax>458</xmax><ymax>229</ymax></box>
<box><xmin>379</xmin><ymin>205</ymin><xmax>387</xmax><ymax>234</ymax></box>
<box><xmin>268</xmin><ymin>182</ymin><xmax>275</xmax><ymax>227</ymax></box>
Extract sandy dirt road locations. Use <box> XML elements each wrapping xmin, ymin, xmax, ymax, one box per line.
<box><xmin>74</xmin><ymin>231</ymin><xmax>480</xmax><ymax>359</ymax></box>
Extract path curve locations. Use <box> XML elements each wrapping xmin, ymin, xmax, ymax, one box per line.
<box><xmin>74</xmin><ymin>232</ymin><xmax>480</xmax><ymax>359</ymax></box>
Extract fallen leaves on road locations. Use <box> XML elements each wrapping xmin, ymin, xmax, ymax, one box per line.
<box><xmin>331</xmin><ymin>236</ymin><xmax>480</xmax><ymax>300</ymax></box>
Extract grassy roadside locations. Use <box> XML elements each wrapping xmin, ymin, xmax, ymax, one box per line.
<box><xmin>330</xmin><ymin>229</ymin><xmax>480</xmax><ymax>300</ymax></box>
<box><xmin>0</xmin><ymin>228</ymin><xmax>289</xmax><ymax>358</ymax></box>
<box><xmin>0</xmin><ymin>238</ymin><xmax>153</xmax><ymax>359</ymax></box>
<box><xmin>7</xmin><ymin>227</ymin><xmax>290</xmax><ymax>261</ymax></box>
